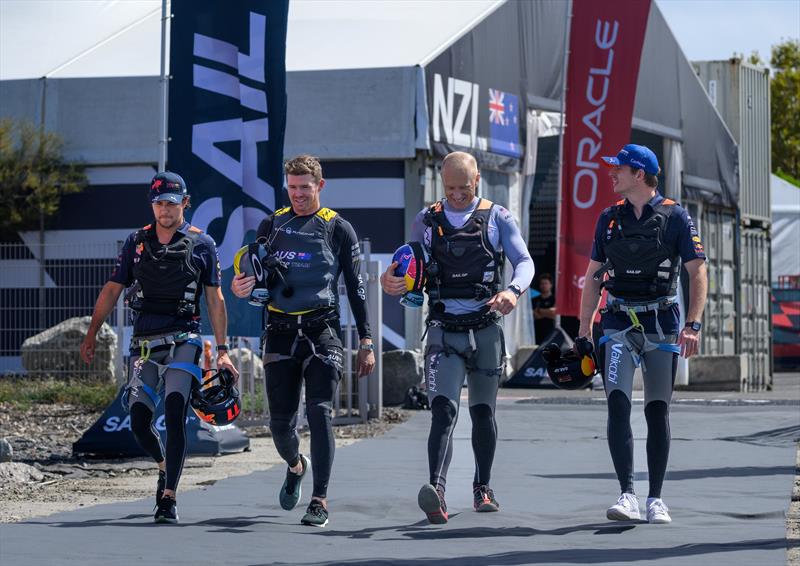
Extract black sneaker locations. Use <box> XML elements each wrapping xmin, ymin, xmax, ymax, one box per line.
<box><xmin>154</xmin><ymin>496</ymin><xmax>178</xmax><ymax>524</ymax></box>
<box><xmin>279</xmin><ymin>454</ymin><xmax>310</xmax><ymax>511</ymax></box>
<box><xmin>155</xmin><ymin>470</ymin><xmax>166</xmax><ymax>508</ymax></box>
<box><xmin>300</xmin><ymin>499</ymin><xmax>329</xmax><ymax>527</ymax></box>
<box><xmin>418</xmin><ymin>483</ymin><xmax>448</xmax><ymax>524</ymax></box>
<box><xmin>473</xmin><ymin>485</ymin><xmax>500</xmax><ymax>512</ymax></box>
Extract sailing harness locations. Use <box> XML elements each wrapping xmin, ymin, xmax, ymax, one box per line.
<box><xmin>593</xmin><ymin>199</ymin><xmax>683</xmax><ymax>369</ymax></box>
<box><xmin>129</xmin><ymin>224</ymin><xmax>203</xmax><ymax>318</ymax></box>
<box><xmin>261</xmin><ymin>309</ymin><xmax>342</xmax><ymax>378</ymax></box>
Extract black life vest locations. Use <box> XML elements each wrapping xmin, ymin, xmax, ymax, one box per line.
<box><xmin>129</xmin><ymin>224</ymin><xmax>202</xmax><ymax>317</ymax></box>
<box><xmin>598</xmin><ymin>199</ymin><xmax>681</xmax><ymax>301</ymax></box>
<box><xmin>423</xmin><ymin>199</ymin><xmax>503</xmax><ymax>302</ymax></box>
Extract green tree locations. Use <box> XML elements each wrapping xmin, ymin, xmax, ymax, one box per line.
<box><xmin>0</xmin><ymin>119</ymin><xmax>87</xmax><ymax>240</ymax></box>
<box><xmin>771</xmin><ymin>39</ymin><xmax>800</xmax><ymax>179</ymax></box>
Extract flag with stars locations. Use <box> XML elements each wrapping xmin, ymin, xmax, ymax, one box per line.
<box><xmin>488</xmin><ymin>88</ymin><xmax>521</xmax><ymax>158</ymax></box>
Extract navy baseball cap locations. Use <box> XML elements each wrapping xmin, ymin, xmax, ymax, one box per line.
<box><xmin>149</xmin><ymin>171</ymin><xmax>188</xmax><ymax>204</ymax></box>
<box><xmin>601</xmin><ymin>144</ymin><xmax>660</xmax><ymax>175</ymax></box>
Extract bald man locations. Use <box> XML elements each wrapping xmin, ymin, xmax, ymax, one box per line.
<box><xmin>381</xmin><ymin>151</ymin><xmax>534</xmax><ymax>524</ymax></box>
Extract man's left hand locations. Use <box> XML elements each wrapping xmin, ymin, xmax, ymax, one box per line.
<box><xmin>677</xmin><ymin>327</ymin><xmax>700</xmax><ymax>358</ymax></box>
<box><xmin>357</xmin><ymin>343</ymin><xmax>375</xmax><ymax>378</ymax></box>
<box><xmin>217</xmin><ymin>352</ymin><xmax>240</xmax><ymax>382</ymax></box>
<box><xmin>487</xmin><ymin>290</ymin><xmax>518</xmax><ymax>315</ymax></box>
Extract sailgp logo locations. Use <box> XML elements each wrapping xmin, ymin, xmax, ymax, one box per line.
<box><xmin>607</xmin><ymin>343</ymin><xmax>623</xmax><ymax>384</ymax></box>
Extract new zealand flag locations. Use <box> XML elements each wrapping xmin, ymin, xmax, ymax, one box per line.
<box><xmin>488</xmin><ymin>88</ymin><xmax>521</xmax><ymax>158</ymax></box>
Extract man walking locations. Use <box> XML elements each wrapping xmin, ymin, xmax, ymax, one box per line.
<box><xmin>381</xmin><ymin>151</ymin><xmax>534</xmax><ymax>524</ymax></box>
<box><xmin>578</xmin><ymin>144</ymin><xmax>708</xmax><ymax>524</ymax></box>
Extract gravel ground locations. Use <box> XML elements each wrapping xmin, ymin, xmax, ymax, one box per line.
<box><xmin>0</xmin><ymin>403</ymin><xmax>413</xmax><ymax>523</ymax></box>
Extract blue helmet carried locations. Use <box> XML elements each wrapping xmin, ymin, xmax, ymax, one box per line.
<box><xmin>391</xmin><ymin>242</ymin><xmax>427</xmax><ymax>308</ymax></box>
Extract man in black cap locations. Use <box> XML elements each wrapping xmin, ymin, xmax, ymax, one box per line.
<box><xmin>81</xmin><ymin>171</ymin><xmax>238</xmax><ymax>524</ymax></box>
<box><xmin>578</xmin><ymin>144</ymin><xmax>707</xmax><ymax>524</ymax></box>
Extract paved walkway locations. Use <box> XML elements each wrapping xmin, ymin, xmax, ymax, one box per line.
<box><xmin>1</xmin><ymin>391</ymin><xmax>797</xmax><ymax>565</ymax></box>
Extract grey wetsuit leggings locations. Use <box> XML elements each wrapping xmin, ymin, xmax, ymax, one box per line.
<box><xmin>603</xmin><ymin>330</ymin><xmax>678</xmax><ymax>498</ymax></box>
<box><xmin>424</xmin><ymin>322</ymin><xmax>505</xmax><ymax>490</ymax></box>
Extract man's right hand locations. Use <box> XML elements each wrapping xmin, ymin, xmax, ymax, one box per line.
<box><xmin>380</xmin><ymin>262</ymin><xmax>407</xmax><ymax>296</ymax></box>
<box><xmin>80</xmin><ymin>334</ymin><xmax>96</xmax><ymax>364</ymax></box>
<box><xmin>231</xmin><ymin>273</ymin><xmax>256</xmax><ymax>299</ymax></box>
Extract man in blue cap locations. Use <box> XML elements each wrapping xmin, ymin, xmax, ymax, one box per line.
<box><xmin>81</xmin><ymin>171</ymin><xmax>238</xmax><ymax>524</ymax></box>
<box><xmin>577</xmin><ymin>144</ymin><xmax>708</xmax><ymax>524</ymax></box>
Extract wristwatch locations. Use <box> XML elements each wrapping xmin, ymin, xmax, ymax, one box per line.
<box><xmin>507</xmin><ymin>284</ymin><xmax>522</xmax><ymax>298</ymax></box>
<box><xmin>685</xmin><ymin>321</ymin><xmax>702</xmax><ymax>332</ymax></box>
<box><xmin>216</xmin><ymin>343</ymin><xmax>230</xmax><ymax>353</ymax></box>
<box><xmin>359</xmin><ymin>343</ymin><xmax>375</xmax><ymax>351</ymax></box>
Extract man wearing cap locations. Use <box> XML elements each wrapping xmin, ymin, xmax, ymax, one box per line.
<box><xmin>577</xmin><ymin>144</ymin><xmax>708</xmax><ymax>524</ymax></box>
<box><xmin>80</xmin><ymin>171</ymin><xmax>238</xmax><ymax>524</ymax></box>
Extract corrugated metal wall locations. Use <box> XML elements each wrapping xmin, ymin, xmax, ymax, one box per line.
<box><xmin>699</xmin><ymin>206</ymin><xmax>737</xmax><ymax>356</ymax></box>
<box><xmin>740</xmin><ymin>229</ymin><xmax>772</xmax><ymax>390</ymax></box>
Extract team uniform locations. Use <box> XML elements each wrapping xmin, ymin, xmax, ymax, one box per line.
<box><xmin>110</xmin><ymin>220</ymin><xmax>221</xmax><ymax>520</ymax></box>
<box><xmin>255</xmin><ymin>205</ymin><xmax>370</xmax><ymax>526</ymax></box>
<box><xmin>590</xmin><ymin>193</ymin><xmax>706</xmax><ymax>519</ymax></box>
<box><xmin>410</xmin><ymin>197</ymin><xmax>534</xmax><ymax>521</ymax></box>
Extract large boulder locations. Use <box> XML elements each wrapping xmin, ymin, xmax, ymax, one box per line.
<box><xmin>382</xmin><ymin>349</ymin><xmax>424</xmax><ymax>406</ymax></box>
<box><xmin>21</xmin><ymin>316</ymin><xmax>117</xmax><ymax>382</ymax></box>
<box><xmin>0</xmin><ymin>438</ymin><xmax>12</xmax><ymax>462</ymax></box>
<box><xmin>0</xmin><ymin>462</ymin><xmax>44</xmax><ymax>483</ymax></box>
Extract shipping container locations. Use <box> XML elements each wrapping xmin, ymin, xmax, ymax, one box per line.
<box><xmin>693</xmin><ymin>59</ymin><xmax>771</xmax><ymax>223</ymax></box>
<box><xmin>740</xmin><ymin>228</ymin><xmax>772</xmax><ymax>389</ymax></box>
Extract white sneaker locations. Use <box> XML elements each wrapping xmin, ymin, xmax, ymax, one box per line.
<box><xmin>606</xmin><ymin>493</ymin><xmax>641</xmax><ymax>521</ymax></box>
<box><xmin>646</xmin><ymin>497</ymin><xmax>672</xmax><ymax>524</ymax></box>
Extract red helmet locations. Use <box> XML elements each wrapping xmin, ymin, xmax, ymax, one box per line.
<box><xmin>190</xmin><ymin>368</ymin><xmax>241</xmax><ymax>425</ymax></box>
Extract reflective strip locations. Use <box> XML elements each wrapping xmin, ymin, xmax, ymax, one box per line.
<box><xmin>657</xmin><ymin>343</ymin><xmax>681</xmax><ymax>354</ymax></box>
<box><xmin>169</xmin><ymin>361</ymin><xmax>203</xmax><ymax>383</ymax></box>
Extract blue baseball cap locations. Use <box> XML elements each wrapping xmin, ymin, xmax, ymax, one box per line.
<box><xmin>149</xmin><ymin>171</ymin><xmax>188</xmax><ymax>204</ymax></box>
<box><xmin>601</xmin><ymin>144</ymin><xmax>660</xmax><ymax>175</ymax></box>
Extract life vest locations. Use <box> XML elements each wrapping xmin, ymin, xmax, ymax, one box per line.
<box><xmin>129</xmin><ymin>224</ymin><xmax>203</xmax><ymax>317</ymax></box>
<box><xmin>423</xmin><ymin>199</ymin><xmax>503</xmax><ymax>302</ymax></box>
<box><xmin>599</xmin><ymin>199</ymin><xmax>681</xmax><ymax>302</ymax></box>
<box><xmin>263</xmin><ymin>206</ymin><xmax>339</xmax><ymax>314</ymax></box>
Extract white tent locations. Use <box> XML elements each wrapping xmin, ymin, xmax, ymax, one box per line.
<box><xmin>772</xmin><ymin>174</ymin><xmax>800</xmax><ymax>283</ymax></box>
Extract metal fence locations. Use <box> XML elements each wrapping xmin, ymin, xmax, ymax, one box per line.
<box><xmin>0</xmin><ymin>239</ymin><xmax>383</xmax><ymax>424</ymax></box>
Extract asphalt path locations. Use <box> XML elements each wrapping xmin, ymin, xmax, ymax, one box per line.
<box><xmin>1</xmin><ymin>398</ymin><xmax>797</xmax><ymax>566</ymax></box>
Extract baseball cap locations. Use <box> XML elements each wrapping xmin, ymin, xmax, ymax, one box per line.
<box><xmin>149</xmin><ymin>171</ymin><xmax>188</xmax><ymax>204</ymax></box>
<box><xmin>601</xmin><ymin>144</ymin><xmax>660</xmax><ymax>175</ymax></box>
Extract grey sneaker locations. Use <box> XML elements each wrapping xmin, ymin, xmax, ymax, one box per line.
<box><xmin>300</xmin><ymin>499</ymin><xmax>329</xmax><ymax>527</ymax></box>
<box><xmin>606</xmin><ymin>493</ymin><xmax>640</xmax><ymax>521</ymax></box>
<box><xmin>646</xmin><ymin>497</ymin><xmax>672</xmax><ymax>524</ymax></box>
<box><xmin>279</xmin><ymin>454</ymin><xmax>309</xmax><ymax>511</ymax></box>
<box><xmin>418</xmin><ymin>483</ymin><xmax>448</xmax><ymax>524</ymax></box>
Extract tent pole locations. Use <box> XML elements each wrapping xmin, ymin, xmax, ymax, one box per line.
<box><xmin>158</xmin><ymin>0</ymin><xmax>169</xmax><ymax>172</ymax></box>
<box><xmin>555</xmin><ymin>0</ymin><xmax>572</xmax><ymax>329</ymax></box>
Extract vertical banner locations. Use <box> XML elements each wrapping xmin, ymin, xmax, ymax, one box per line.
<box><xmin>557</xmin><ymin>0</ymin><xmax>651</xmax><ymax>316</ymax></box>
<box><xmin>168</xmin><ymin>0</ymin><xmax>289</xmax><ymax>335</ymax></box>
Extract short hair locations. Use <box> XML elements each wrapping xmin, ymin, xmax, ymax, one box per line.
<box><xmin>284</xmin><ymin>154</ymin><xmax>323</xmax><ymax>183</ymax></box>
<box><xmin>538</xmin><ymin>273</ymin><xmax>553</xmax><ymax>284</ymax></box>
<box><xmin>644</xmin><ymin>172</ymin><xmax>659</xmax><ymax>188</ymax></box>
<box><xmin>441</xmin><ymin>151</ymin><xmax>478</xmax><ymax>179</ymax></box>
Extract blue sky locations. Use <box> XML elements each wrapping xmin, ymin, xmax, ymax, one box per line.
<box><xmin>656</xmin><ymin>0</ymin><xmax>800</xmax><ymax>66</ymax></box>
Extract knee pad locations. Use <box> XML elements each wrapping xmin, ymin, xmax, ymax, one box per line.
<box><xmin>129</xmin><ymin>402</ymin><xmax>154</xmax><ymax>435</ymax></box>
<box><xmin>269</xmin><ymin>413</ymin><xmax>296</xmax><ymax>435</ymax></box>
<box><xmin>305</xmin><ymin>398</ymin><xmax>333</xmax><ymax>422</ymax></box>
<box><xmin>608</xmin><ymin>390</ymin><xmax>631</xmax><ymax>422</ymax></box>
<box><xmin>164</xmin><ymin>391</ymin><xmax>188</xmax><ymax>429</ymax></box>
<box><xmin>644</xmin><ymin>400</ymin><xmax>669</xmax><ymax>422</ymax></box>
<box><xmin>469</xmin><ymin>403</ymin><xmax>494</xmax><ymax>423</ymax></box>
<box><xmin>431</xmin><ymin>396</ymin><xmax>457</xmax><ymax>427</ymax></box>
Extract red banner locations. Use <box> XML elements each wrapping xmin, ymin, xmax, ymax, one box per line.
<box><xmin>557</xmin><ymin>0</ymin><xmax>651</xmax><ymax>316</ymax></box>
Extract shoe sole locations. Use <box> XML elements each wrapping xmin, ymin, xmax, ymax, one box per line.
<box><xmin>475</xmin><ymin>501</ymin><xmax>500</xmax><ymax>513</ymax></box>
<box><xmin>648</xmin><ymin>516</ymin><xmax>672</xmax><ymax>524</ymax></box>
<box><xmin>606</xmin><ymin>507</ymin><xmax>640</xmax><ymax>521</ymax></box>
<box><xmin>154</xmin><ymin>516</ymin><xmax>178</xmax><ymax>524</ymax></box>
<box><xmin>300</xmin><ymin>518</ymin><xmax>328</xmax><ymax>527</ymax></box>
<box><xmin>418</xmin><ymin>484</ymin><xmax>448</xmax><ymax>524</ymax></box>
<box><xmin>280</xmin><ymin>454</ymin><xmax>309</xmax><ymax>511</ymax></box>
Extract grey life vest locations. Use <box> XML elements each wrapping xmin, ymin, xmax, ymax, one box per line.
<box><xmin>264</xmin><ymin>206</ymin><xmax>339</xmax><ymax>314</ymax></box>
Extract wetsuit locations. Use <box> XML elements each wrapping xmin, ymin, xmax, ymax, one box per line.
<box><xmin>591</xmin><ymin>194</ymin><xmax>705</xmax><ymax>498</ymax></box>
<box><xmin>410</xmin><ymin>198</ymin><xmax>534</xmax><ymax>492</ymax></box>
<box><xmin>110</xmin><ymin>221</ymin><xmax>220</xmax><ymax>493</ymax></box>
<box><xmin>256</xmin><ymin>206</ymin><xmax>370</xmax><ymax>500</ymax></box>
